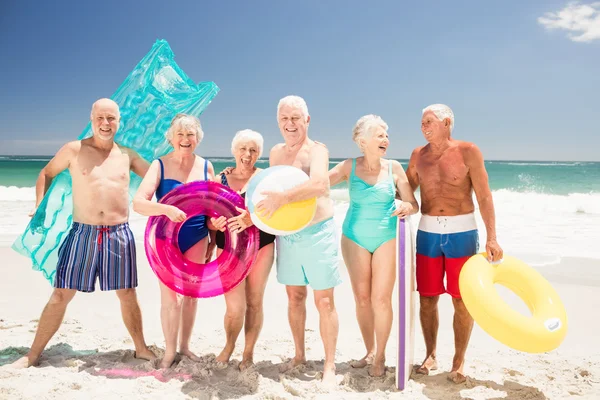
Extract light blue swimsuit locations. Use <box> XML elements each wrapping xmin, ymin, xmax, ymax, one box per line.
<box><xmin>342</xmin><ymin>158</ymin><xmax>397</xmax><ymax>253</ymax></box>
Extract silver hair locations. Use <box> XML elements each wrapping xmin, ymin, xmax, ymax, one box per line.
<box><xmin>352</xmin><ymin>114</ymin><xmax>389</xmax><ymax>152</ymax></box>
<box><xmin>277</xmin><ymin>95</ymin><xmax>309</xmax><ymax>120</ymax></box>
<box><xmin>165</xmin><ymin>113</ymin><xmax>204</xmax><ymax>142</ymax></box>
<box><xmin>422</xmin><ymin>104</ymin><xmax>454</xmax><ymax>132</ymax></box>
<box><xmin>231</xmin><ymin>129</ymin><xmax>264</xmax><ymax>158</ymax></box>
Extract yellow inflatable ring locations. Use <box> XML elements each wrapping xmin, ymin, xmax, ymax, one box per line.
<box><xmin>459</xmin><ymin>253</ymin><xmax>567</xmax><ymax>353</ymax></box>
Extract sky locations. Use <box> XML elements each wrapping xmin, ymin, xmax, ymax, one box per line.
<box><xmin>0</xmin><ymin>0</ymin><xmax>598</xmax><ymax>161</ymax></box>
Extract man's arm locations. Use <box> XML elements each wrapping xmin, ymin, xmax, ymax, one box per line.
<box><xmin>464</xmin><ymin>143</ymin><xmax>503</xmax><ymax>260</ymax></box>
<box><xmin>268</xmin><ymin>144</ymin><xmax>283</xmax><ymax>167</ymax></box>
<box><xmin>34</xmin><ymin>142</ymin><xmax>76</xmax><ymax>209</ymax></box>
<box><xmin>406</xmin><ymin>148</ymin><xmax>420</xmax><ymax>192</ymax></box>
<box><xmin>127</xmin><ymin>148</ymin><xmax>150</xmax><ymax>178</ymax></box>
<box><xmin>281</xmin><ymin>143</ymin><xmax>330</xmax><ymax>203</ymax></box>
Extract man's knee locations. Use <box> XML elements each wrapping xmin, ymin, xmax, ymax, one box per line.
<box><xmin>49</xmin><ymin>289</ymin><xmax>76</xmax><ymax>306</ymax></box>
<box><xmin>116</xmin><ymin>288</ymin><xmax>138</xmax><ymax>303</ymax></box>
<box><xmin>314</xmin><ymin>290</ymin><xmax>336</xmax><ymax>314</ymax></box>
<box><xmin>451</xmin><ymin>297</ymin><xmax>470</xmax><ymax>315</ymax></box>
<box><xmin>287</xmin><ymin>287</ymin><xmax>307</xmax><ymax>306</ymax></box>
<box><xmin>420</xmin><ymin>295</ymin><xmax>439</xmax><ymax>312</ymax></box>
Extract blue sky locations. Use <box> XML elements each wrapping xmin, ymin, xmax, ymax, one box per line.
<box><xmin>0</xmin><ymin>0</ymin><xmax>598</xmax><ymax>161</ymax></box>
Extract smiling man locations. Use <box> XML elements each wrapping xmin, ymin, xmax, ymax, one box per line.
<box><xmin>12</xmin><ymin>98</ymin><xmax>155</xmax><ymax>368</ymax></box>
<box><xmin>256</xmin><ymin>95</ymin><xmax>341</xmax><ymax>386</ymax></box>
<box><xmin>406</xmin><ymin>103</ymin><xmax>503</xmax><ymax>383</ymax></box>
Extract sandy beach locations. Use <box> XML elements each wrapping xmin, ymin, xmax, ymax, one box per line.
<box><xmin>1</xmin><ymin>239</ymin><xmax>599</xmax><ymax>400</ymax></box>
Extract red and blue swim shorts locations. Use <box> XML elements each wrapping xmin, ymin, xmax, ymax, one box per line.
<box><xmin>416</xmin><ymin>213</ymin><xmax>479</xmax><ymax>298</ymax></box>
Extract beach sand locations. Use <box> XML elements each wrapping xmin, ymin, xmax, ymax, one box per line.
<box><xmin>0</xmin><ymin>245</ymin><xmax>599</xmax><ymax>399</ymax></box>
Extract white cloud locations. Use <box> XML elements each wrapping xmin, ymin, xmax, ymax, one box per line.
<box><xmin>538</xmin><ymin>2</ymin><xmax>600</xmax><ymax>42</ymax></box>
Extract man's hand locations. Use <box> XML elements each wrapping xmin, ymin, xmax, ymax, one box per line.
<box><xmin>486</xmin><ymin>238</ymin><xmax>503</xmax><ymax>262</ymax></box>
<box><xmin>255</xmin><ymin>191</ymin><xmax>286</xmax><ymax>219</ymax></box>
<box><xmin>220</xmin><ymin>167</ymin><xmax>234</xmax><ymax>175</ymax></box>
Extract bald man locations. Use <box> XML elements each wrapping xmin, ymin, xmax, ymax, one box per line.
<box><xmin>12</xmin><ymin>98</ymin><xmax>155</xmax><ymax>368</ymax></box>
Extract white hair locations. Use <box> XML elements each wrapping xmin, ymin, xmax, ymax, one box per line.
<box><xmin>352</xmin><ymin>114</ymin><xmax>389</xmax><ymax>151</ymax></box>
<box><xmin>165</xmin><ymin>113</ymin><xmax>204</xmax><ymax>142</ymax></box>
<box><xmin>277</xmin><ymin>95</ymin><xmax>309</xmax><ymax>120</ymax></box>
<box><xmin>422</xmin><ymin>104</ymin><xmax>454</xmax><ymax>132</ymax></box>
<box><xmin>231</xmin><ymin>129</ymin><xmax>264</xmax><ymax>158</ymax></box>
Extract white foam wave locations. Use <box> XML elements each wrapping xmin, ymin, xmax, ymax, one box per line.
<box><xmin>2</xmin><ymin>187</ymin><xmax>600</xmax><ymax>261</ymax></box>
<box><xmin>504</xmin><ymin>162</ymin><xmax>581</xmax><ymax>166</ymax></box>
<box><xmin>0</xmin><ymin>186</ymin><xmax>35</xmax><ymax>201</ymax></box>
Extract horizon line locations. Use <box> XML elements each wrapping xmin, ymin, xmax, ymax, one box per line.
<box><xmin>0</xmin><ymin>155</ymin><xmax>598</xmax><ymax>163</ymax></box>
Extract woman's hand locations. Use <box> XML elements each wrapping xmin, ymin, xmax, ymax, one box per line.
<box><xmin>391</xmin><ymin>201</ymin><xmax>414</xmax><ymax>219</ymax></box>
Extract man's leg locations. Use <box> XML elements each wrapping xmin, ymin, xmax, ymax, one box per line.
<box><xmin>314</xmin><ymin>288</ymin><xmax>339</xmax><ymax>385</ymax></box>
<box><xmin>115</xmin><ymin>288</ymin><xmax>155</xmax><ymax>361</ymax></box>
<box><xmin>281</xmin><ymin>285</ymin><xmax>307</xmax><ymax>371</ymax></box>
<box><xmin>448</xmin><ymin>297</ymin><xmax>473</xmax><ymax>383</ymax></box>
<box><xmin>414</xmin><ymin>227</ymin><xmax>445</xmax><ymax>375</ymax></box>
<box><xmin>417</xmin><ymin>295</ymin><xmax>440</xmax><ymax>374</ymax></box>
<box><xmin>11</xmin><ymin>288</ymin><xmax>77</xmax><ymax>368</ymax></box>
<box><xmin>445</xmin><ymin>251</ymin><xmax>477</xmax><ymax>383</ymax></box>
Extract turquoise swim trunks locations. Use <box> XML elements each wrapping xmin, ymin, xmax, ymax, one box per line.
<box><xmin>276</xmin><ymin>218</ymin><xmax>342</xmax><ymax>290</ymax></box>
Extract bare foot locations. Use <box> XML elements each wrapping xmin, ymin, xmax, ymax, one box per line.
<box><xmin>416</xmin><ymin>355</ymin><xmax>438</xmax><ymax>375</ymax></box>
<box><xmin>368</xmin><ymin>359</ymin><xmax>386</xmax><ymax>377</ymax></box>
<box><xmin>215</xmin><ymin>346</ymin><xmax>233</xmax><ymax>365</ymax></box>
<box><xmin>214</xmin><ymin>361</ymin><xmax>229</xmax><ymax>370</ymax></box>
<box><xmin>10</xmin><ymin>355</ymin><xmax>38</xmax><ymax>369</ymax></box>
<box><xmin>322</xmin><ymin>363</ymin><xmax>337</xmax><ymax>387</ymax></box>
<box><xmin>134</xmin><ymin>348</ymin><xmax>157</xmax><ymax>362</ymax></box>
<box><xmin>159</xmin><ymin>352</ymin><xmax>177</xmax><ymax>369</ymax></box>
<box><xmin>447</xmin><ymin>370</ymin><xmax>467</xmax><ymax>384</ymax></box>
<box><xmin>279</xmin><ymin>356</ymin><xmax>306</xmax><ymax>373</ymax></box>
<box><xmin>180</xmin><ymin>348</ymin><xmax>202</xmax><ymax>362</ymax></box>
<box><xmin>239</xmin><ymin>357</ymin><xmax>254</xmax><ymax>371</ymax></box>
<box><xmin>350</xmin><ymin>353</ymin><xmax>374</xmax><ymax>368</ymax></box>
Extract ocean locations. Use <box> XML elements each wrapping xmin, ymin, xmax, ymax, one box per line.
<box><xmin>1</xmin><ymin>155</ymin><xmax>599</xmax><ymax>266</ymax></box>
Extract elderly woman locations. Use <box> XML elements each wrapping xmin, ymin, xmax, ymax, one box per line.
<box><xmin>328</xmin><ymin>115</ymin><xmax>419</xmax><ymax>377</ymax></box>
<box><xmin>210</xmin><ymin>129</ymin><xmax>275</xmax><ymax>371</ymax></box>
<box><xmin>133</xmin><ymin>113</ymin><xmax>217</xmax><ymax>368</ymax></box>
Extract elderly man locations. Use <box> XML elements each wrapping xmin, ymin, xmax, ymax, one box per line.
<box><xmin>12</xmin><ymin>98</ymin><xmax>155</xmax><ymax>368</ymax></box>
<box><xmin>256</xmin><ymin>95</ymin><xmax>341</xmax><ymax>385</ymax></box>
<box><xmin>406</xmin><ymin>104</ymin><xmax>503</xmax><ymax>383</ymax></box>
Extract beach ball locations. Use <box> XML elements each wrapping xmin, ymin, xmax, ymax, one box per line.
<box><xmin>246</xmin><ymin>166</ymin><xmax>317</xmax><ymax>236</ymax></box>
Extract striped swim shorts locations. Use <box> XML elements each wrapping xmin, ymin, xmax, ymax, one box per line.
<box><xmin>416</xmin><ymin>213</ymin><xmax>479</xmax><ymax>299</ymax></box>
<box><xmin>54</xmin><ymin>222</ymin><xmax>138</xmax><ymax>292</ymax></box>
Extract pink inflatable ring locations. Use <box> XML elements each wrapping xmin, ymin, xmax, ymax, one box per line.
<box><xmin>144</xmin><ymin>181</ymin><xmax>259</xmax><ymax>298</ymax></box>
